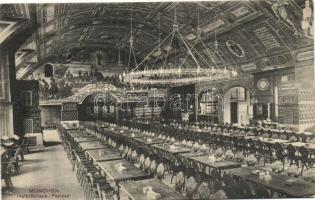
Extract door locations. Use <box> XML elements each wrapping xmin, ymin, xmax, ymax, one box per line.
<box><xmin>230</xmin><ymin>102</ymin><xmax>238</xmax><ymax>124</ymax></box>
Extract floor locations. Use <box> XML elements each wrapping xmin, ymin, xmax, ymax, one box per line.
<box><xmin>2</xmin><ymin>130</ymin><xmax>85</xmax><ymax>200</ymax></box>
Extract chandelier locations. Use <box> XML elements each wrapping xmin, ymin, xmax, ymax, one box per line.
<box><xmin>122</xmin><ymin>9</ymin><xmax>238</xmax><ymax>86</ymax></box>
<box><xmin>124</xmin><ymin>67</ymin><xmax>237</xmax><ymax>85</ymax></box>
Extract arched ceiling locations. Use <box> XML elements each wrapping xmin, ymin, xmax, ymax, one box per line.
<box><xmin>0</xmin><ymin>1</ymin><xmax>313</xmax><ymax>79</ymax></box>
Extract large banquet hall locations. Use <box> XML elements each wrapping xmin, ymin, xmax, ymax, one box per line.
<box><xmin>1</xmin><ymin>1</ymin><xmax>315</xmax><ymax>199</ymax></box>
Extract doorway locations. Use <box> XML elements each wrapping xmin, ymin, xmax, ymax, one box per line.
<box><xmin>223</xmin><ymin>86</ymin><xmax>252</xmax><ymax>126</ymax></box>
<box><xmin>230</xmin><ymin>102</ymin><xmax>238</xmax><ymax>124</ymax></box>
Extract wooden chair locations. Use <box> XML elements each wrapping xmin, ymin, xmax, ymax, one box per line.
<box><xmin>234</xmin><ymin>177</ymin><xmax>255</xmax><ymax>199</ymax></box>
<box><xmin>1</xmin><ymin>159</ymin><xmax>14</xmax><ymax>193</ymax></box>
<box><xmin>174</xmin><ymin>171</ymin><xmax>185</xmax><ymax>193</ymax></box>
<box><xmin>222</xmin><ymin>172</ymin><xmax>237</xmax><ymax>198</ymax></box>
<box><xmin>156</xmin><ymin>163</ymin><xmax>166</xmax><ymax>180</ymax></box>
<box><xmin>287</xmin><ymin>144</ymin><xmax>298</xmax><ymax>166</ymax></box>
<box><xmin>298</xmin><ymin>146</ymin><xmax>314</xmax><ymax>175</ymax></box>
<box><xmin>273</xmin><ymin>143</ymin><xmax>286</xmax><ymax>169</ymax></box>
<box><xmin>185</xmin><ymin>175</ymin><xmax>198</xmax><ymax>199</ymax></box>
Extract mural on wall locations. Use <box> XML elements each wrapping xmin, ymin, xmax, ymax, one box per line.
<box><xmin>29</xmin><ymin>62</ymin><xmax>125</xmax><ymax>101</ymax></box>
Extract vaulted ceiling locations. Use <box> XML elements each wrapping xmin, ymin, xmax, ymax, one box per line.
<box><xmin>0</xmin><ymin>1</ymin><xmax>313</xmax><ymax>79</ymax></box>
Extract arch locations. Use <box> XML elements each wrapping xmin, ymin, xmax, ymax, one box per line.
<box><xmin>222</xmin><ymin>83</ymin><xmax>251</xmax><ymax>95</ymax></box>
<box><xmin>79</xmin><ymin>92</ymin><xmax>119</xmax><ymax>122</ymax></box>
<box><xmin>197</xmin><ymin>88</ymin><xmax>223</xmax><ymax>124</ymax></box>
<box><xmin>223</xmin><ymin>86</ymin><xmax>252</xmax><ymax>126</ymax></box>
<box><xmin>44</xmin><ymin>63</ymin><xmax>54</xmax><ymax>77</ymax></box>
<box><xmin>77</xmin><ymin>91</ymin><xmax>121</xmax><ymax>104</ymax></box>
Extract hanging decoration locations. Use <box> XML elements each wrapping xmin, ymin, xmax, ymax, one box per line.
<box><xmin>122</xmin><ymin>7</ymin><xmax>238</xmax><ymax>86</ymax></box>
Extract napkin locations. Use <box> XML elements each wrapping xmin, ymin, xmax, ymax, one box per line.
<box><xmin>170</xmin><ymin>145</ymin><xmax>176</xmax><ymax>150</ymax></box>
<box><xmin>115</xmin><ymin>163</ymin><xmax>126</xmax><ymax>172</ymax></box>
<box><xmin>143</xmin><ymin>186</ymin><xmax>161</xmax><ymax>200</ymax></box>
<box><xmin>208</xmin><ymin>154</ymin><xmax>215</xmax><ymax>163</ymax></box>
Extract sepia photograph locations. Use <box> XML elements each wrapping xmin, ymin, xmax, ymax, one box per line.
<box><xmin>0</xmin><ymin>0</ymin><xmax>315</xmax><ymax>199</ymax></box>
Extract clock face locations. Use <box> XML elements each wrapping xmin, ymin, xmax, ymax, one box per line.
<box><xmin>257</xmin><ymin>78</ymin><xmax>270</xmax><ymax>91</ymax></box>
<box><xmin>94</xmin><ymin>94</ymin><xmax>106</xmax><ymax>107</ymax></box>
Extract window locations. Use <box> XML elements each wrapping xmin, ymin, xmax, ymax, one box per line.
<box><xmin>24</xmin><ymin>119</ymin><xmax>33</xmax><ymax>133</ymax></box>
<box><xmin>230</xmin><ymin>87</ymin><xmax>246</xmax><ymax>101</ymax></box>
<box><xmin>44</xmin><ymin>64</ymin><xmax>54</xmax><ymax>77</ymax></box>
<box><xmin>22</xmin><ymin>91</ymin><xmax>32</xmax><ymax>106</ymax></box>
<box><xmin>200</xmin><ymin>91</ymin><xmax>218</xmax><ymax>114</ymax></box>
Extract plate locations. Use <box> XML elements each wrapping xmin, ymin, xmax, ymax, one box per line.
<box><xmin>251</xmin><ymin>170</ymin><xmax>260</xmax><ymax>175</ymax></box>
<box><xmin>285</xmin><ymin>179</ymin><xmax>296</xmax><ymax>186</ymax></box>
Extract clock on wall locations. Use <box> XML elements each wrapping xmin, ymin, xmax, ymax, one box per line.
<box><xmin>257</xmin><ymin>78</ymin><xmax>270</xmax><ymax>91</ymax></box>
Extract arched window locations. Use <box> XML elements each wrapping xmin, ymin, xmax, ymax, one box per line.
<box><xmin>200</xmin><ymin>91</ymin><xmax>218</xmax><ymax>115</ymax></box>
<box><xmin>44</xmin><ymin>63</ymin><xmax>54</xmax><ymax>77</ymax></box>
<box><xmin>229</xmin><ymin>87</ymin><xmax>246</xmax><ymax>101</ymax></box>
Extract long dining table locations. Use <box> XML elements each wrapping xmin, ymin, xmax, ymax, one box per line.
<box><xmin>133</xmin><ymin>137</ymin><xmax>166</xmax><ymax>146</ymax></box>
<box><xmin>97</xmin><ymin>159</ymin><xmax>152</xmax><ymax>182</ymax></box>
<box><xmin>152</xmin><ymin>143</ymin><xmax>191</xmax><ymax>155</ymax></box>
<box><xmin>85</xmin><ymin>148</ymin><xmax>123</xmax><ymax>162</ymax></box>
<box><xmin>79</xmin><ymin>141</ymin><xmax>107</xmax><ymax>150</ymax></box>
<box><xmin>225</xmin><ymin>166</ymin><xmax>315</xmax><ymax>197</ymax></box>
<box><xmin>180</xmin><ymin>152</ymin><xmax>242</xmax><ymax>172</ymax></box>
<box><xmin>120</xmin><ymin>178</ymin><xmax>187</xmax><ymax>200</ymax></box>
<box><xmin>97</xmin><ymin>159</ymin><xmax>152</xmax><ymax>200</ymax></box>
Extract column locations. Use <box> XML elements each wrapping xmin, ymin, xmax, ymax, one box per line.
<box><xmin>0</xmin><ymin>48</ymin><xmax>15</xmax><ymax>136</ymax></box>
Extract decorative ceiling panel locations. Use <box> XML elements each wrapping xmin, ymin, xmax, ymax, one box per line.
<box><xmin>11</xmin><ymin>1</ymin><xmax>313</xmax><ymax>79</ymax></box>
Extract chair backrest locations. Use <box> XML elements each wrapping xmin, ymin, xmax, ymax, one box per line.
<box><xmin>144</xmin><ymin>157</ymin><xmax>151</xmax><ymax>170</ymax></box>
<box><xmin>236</xmin><ymin>177</ymin><xmax>253</xmax><ymax>198</ymax></box>
<box><xmin>127</xmin><ymin>148</ymin><xmax>133</xmax><ymax>159</ymax></box>
<box><xmin>196</xmin><ymin>182</ymin><xmax>211</xmax><ymax>199</ymax></box>
<box><xmin>222</xmin><ymin>172</ymin><xmax>235</xmax><ymax>188</ymax></box>
<box><xmin>273</xmin><ymin>142</ymin><xmax>285</xmax><ymax>159</ymax></box>
<box><xmin>186</xmin><ymin>176</ymin><xmax>198</xmax><ymax>196</ymax></box>
<box><xmin>289</xmin><ymin>134</ymin><xmax>298</xmax><ymax>142</ymax></box>
<box><xmin>156</xmin><ymin>163</ymin><xmax>165</xmax><ymax>180</ymax></box>
<box><xmin>175</xmin><ymin>171</ymin><xmax>185</xmax><ymax>191</ymax></box>
<box><xmin>118</xmin><ymin>144</ymin><xmax>124</xmax><ymax>153</ymax></box>
<box><xmin>287</xmin><ymin>144</ymin><xmax>296</xmax><ymax>158</ymax></box>
<box><xmin>149</xmin><ymin>160</ymin><xmax>157</xmax><ymax>173</ymax></box>
<box><xmin>279</xmin><ymin>133</ymin><xmax>288</xmax><ymax>140</ymax></box>
<box><xmin>123</xmin><ymin>147</ymin><xmax>129</xmax><ymax>157</ymax></box>
<box><xmin>271</xmin><ymin>132</ymin><xmax>279</xmax><ymax>139</ymax></box>
<box><xmin>299</xmin><ymin>146</ymin><xmax>309</xmax><ymax>160</ymax></box>
<box><xmin>131</xmin><ymin>150</ymin><xmax>137</xmax><ymax>161</ymax></box>
<box><xmin>253</xmin><ymin>184</ymin><xmax>271</xmax><ymax>198</ymax></box>
<box><xmin>1</xmin><ymin>158</ymin><xmax>12</xmax><ymax>178</ymax></box>
<box><xmin>262</xmin><ymin>131</ymin><xmax>270</xmax><ymax>138</ymax></box>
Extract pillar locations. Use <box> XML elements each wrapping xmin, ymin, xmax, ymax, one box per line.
<box><xmin>0</xmin><ymin>48</ymin><xmax>15</xmax><ymax>137</ymax></box>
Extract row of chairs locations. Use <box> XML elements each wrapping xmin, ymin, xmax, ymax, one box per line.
<box><xmin>91</xmin><ymin>126</ymin><xmax>228</xmax><ymax>199</ymax></box>
<box><xmin>89</xmin><ymin>123</ymin><xmax>271</xmax><ymax>199</ymax></box>
<box><xmin>58</xmin><ymin>127</ymin><xmax>118</xmax><ymax>200</ymax></box>
<box><xmin>126</xmin><ymin>119</ymin><xmax>314</xmax><ymax>143</ymax></box>
<box><xmin>1</xmin><ymin>139</ymin><xmax>27</xmax><ymax>193</ymax></box>
<box><xmin>122</xmin><ymin>122</ymin><xmax>315</xmax><ymax>174</ymax></box>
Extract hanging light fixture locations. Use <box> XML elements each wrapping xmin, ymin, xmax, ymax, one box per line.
<box><xmin>122</xmin><ymin>7</ymin><xmax>236</xmax><ymax>86</ymax></box>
